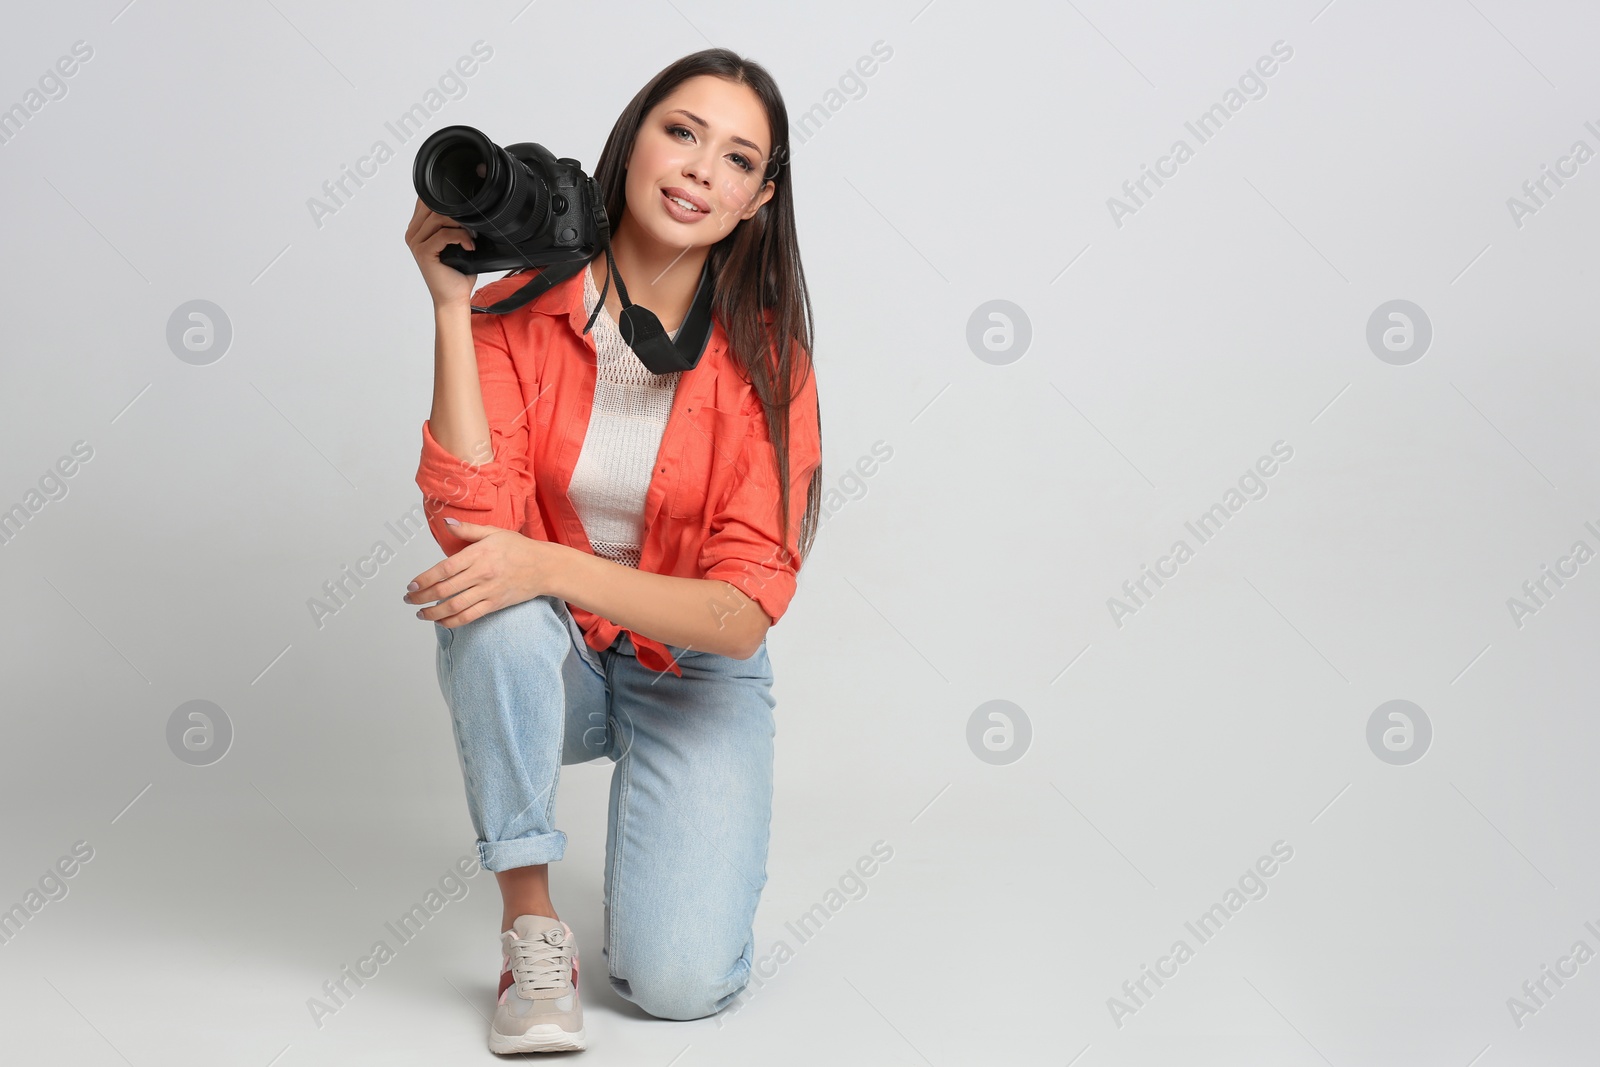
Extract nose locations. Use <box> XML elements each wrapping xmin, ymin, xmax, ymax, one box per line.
<box><xmin>682</xmin><ymin>149</ymin><xmax>713</xmax><ymax>187</ymax></box>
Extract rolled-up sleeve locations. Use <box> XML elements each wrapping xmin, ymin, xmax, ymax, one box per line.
<box><xmin>699</xmin><ymin>355</ymin><xmax>822</xmax><ymax>624</ymax></box>
<box><xmin>415</xmin><ymin>304</ymin><xmax>547</xmax><ymax>555</ymax></box>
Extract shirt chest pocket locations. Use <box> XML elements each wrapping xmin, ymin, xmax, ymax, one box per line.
<box><xmin>667</xmin><ymin>404</ymin><xmax>753</xmax><ymax>521</ymax></box>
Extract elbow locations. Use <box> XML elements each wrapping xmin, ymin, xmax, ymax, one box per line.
<box><xmin>707</xmin><ymin>579</ymin><xmax>773</xmax><ymax>658</ymax></box>
<box><xmin>729</xmin><ymin>615</ymin><xmax>772</xmax><ymax>660</ymax></box>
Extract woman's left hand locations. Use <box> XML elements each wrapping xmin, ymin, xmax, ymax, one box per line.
<box><xmin>404</xmin><ymin>520</ymin><xmax>568</xmax><ymax>627</ymax></box>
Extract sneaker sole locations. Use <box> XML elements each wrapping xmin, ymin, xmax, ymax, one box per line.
<box><xmin>489</xmin><ymin>1023</ymin><xmax>587</xmax><ymax>1053</ymax></box>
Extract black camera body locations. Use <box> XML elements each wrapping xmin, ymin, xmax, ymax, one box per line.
<box><xmin>412</xmin><ymin>125</ymin><xmax>607</xmax><ymax>274</ymax></box>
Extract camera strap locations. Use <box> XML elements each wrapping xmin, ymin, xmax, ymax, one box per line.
<box><xmin>469</xmin><ymin>240</ymin><xmax>716</xmax><ymax>376</ymax></box>
<box><xmin>468</xmin><ymin>259</ymin><xmax>583</xmax><ymax>316</ymax></box>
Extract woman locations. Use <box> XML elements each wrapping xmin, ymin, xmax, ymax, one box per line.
<box><xmin>402</xmin><ymin>48</ymin><xmax>822</xmax><ymax>1053</ymax></box>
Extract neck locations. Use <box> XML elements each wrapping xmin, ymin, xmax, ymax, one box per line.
<box><xmin>592</xmin><ymin>214</ymin><xmax>709</xmax><ymax>333</ymax></box>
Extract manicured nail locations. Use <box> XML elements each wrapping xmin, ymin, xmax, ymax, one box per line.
<box><xmin>444</xmin><ymin>517</ymin><xmax>460</xmax><ymax>527</ymax></box>
<box><xmin>407</xmin><ymin>581</ymin><xmax>420</xmax><ymax>591</ymax></box>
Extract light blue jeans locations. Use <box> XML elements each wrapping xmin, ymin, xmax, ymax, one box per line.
<box><xmin>432</xmin><ymin>593</ymin><xmax>776</xmax><ymax>1021</ymax></box>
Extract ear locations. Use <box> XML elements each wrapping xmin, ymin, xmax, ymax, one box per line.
<box><xmin>742</xmin><ymin>180</ymin><xmax>775</xmax><ymax>221</ymax></box>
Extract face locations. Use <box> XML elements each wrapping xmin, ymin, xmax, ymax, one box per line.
<box><xmin>623</xmin><ymin>74</ymin><xmax>778</xmax><ymax>250</ymax></box>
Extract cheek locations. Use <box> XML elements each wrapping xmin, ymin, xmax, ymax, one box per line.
<box><xmin>627</xmin><ymin>166</ymin><xmax>669</xmax><ymax>222</ymax></box>
<box><xmin>628</xmin><ymin>151</ymin><xmax>659</xmax><ymax>191</ymax></box>
<box><xmin>628</xmin><ymin>140</ymin><xmax>672</xmax><ymax>191</ymax></box>
<box><xmin>714</xmin><ymin>179</ymin><xmax>756</xmax><ymax>224</ymax></box>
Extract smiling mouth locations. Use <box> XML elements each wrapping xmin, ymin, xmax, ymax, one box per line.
<box><xmin>663</xmin><ymin>190</ymin><xmax>707</xmax><ymax>213</ymax></box>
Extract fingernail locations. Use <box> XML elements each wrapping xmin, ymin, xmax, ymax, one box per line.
<box><xmin>407</xmin><ymin>581</ymin><xmax>420</xmax><ymax>591</ymax></box>
<box><xmin>444</xmin><ymin>517</ymin><xmax>460</xmax><ymax>527</ymax></box>
<box><xmin>416</xmin><ymin>609</ymin><xmax>425</xmax><ymax>619</ymax></box>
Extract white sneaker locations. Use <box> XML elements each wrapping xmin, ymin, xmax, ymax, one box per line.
<box><xmin>489</xmin><ymin>914</ymin><xmax>586</xmax><ymax>1053</ymax></box>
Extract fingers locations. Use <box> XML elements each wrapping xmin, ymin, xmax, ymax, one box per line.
<box><xmin>418</xmin><ymin>585</ymin><xmax>494</xmax><ymax>626</ymax></box>
<box><xmin>410</xmin><ymin>214</ymin><xmax>468</xmax><ymax>246</ymax></box>
<box><xmin>421</xmin><ymin>222</ymin><xmax>475</xmax><ymax>257</ymax></box>
<box><xmin>405</xmin><ymin>197</ymin><xmax>428</xmax><ymax>242</ymax></box>
<box><xmin>405</xmin><ymin>199</ymin><xmax>475</xmax><ymax>250</ymax></box>
<box><xmin>409</xmin><ymin>573</ymin><xmax>475</xmax><ymax>614</ymax></box>
<box><xmin>430</xmin><ymin>592</ymin><xmax>498</xmax><ymax>628</ymax></box>
<box><xmin>408</xmin><ymin>229</ymin><xmax>474</xmax><ymax>265</ymax></box>
<box><xmin>407</xmin><ymin>569</ymin><xmax>465</xmax><ymax>607</ymax></box>
<box><xmin>405</xmin><ymin>552</ymin><xmax>470</xmax><ymax>602</ymax></box>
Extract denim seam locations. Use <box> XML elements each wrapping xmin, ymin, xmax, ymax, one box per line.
<box><xmin>438</xmin><ymin>624</ymin><xmax>488</xmax><ymax>868</ymax></box>
<box><xmin>545</xmin><ymin>606</ymin><xmax>570</xmax><ymax>844</ymax></box>
<box><xmin>606</xmin><ymin>686</ymin><xmax>634</xmax><ymax>979</ymax></box>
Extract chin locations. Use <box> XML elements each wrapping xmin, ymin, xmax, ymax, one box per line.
<box><xmin>626</xmin><ymin>186</ymin><xmax>722</xmax><ymax>249</ymax></box>
<box><xmin>640</xmin><ymin>214</ymin><xmax>720</xmax><ymax>252</ymax></box>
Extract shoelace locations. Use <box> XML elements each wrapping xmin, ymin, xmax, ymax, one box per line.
<box><xmin>509</xmin><ymin>929</ymin><xmax>571</xmax><ymax>996</ymax></box>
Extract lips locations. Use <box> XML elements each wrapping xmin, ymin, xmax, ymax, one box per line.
<box><xmin>662</xmin><ymin>187</ymin><xmax>710</xmax><ymax>213</ymax></box>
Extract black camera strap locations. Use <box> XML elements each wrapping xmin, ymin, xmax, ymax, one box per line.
<box><xmin>468</xmin><ymin>258</ymin><xmax>584</xmax><ymax>316</ymax></box>
<box><xmin>469</xmin><ymin>237</ymin><xmax>717</xmax><ymax>375</ymax></box>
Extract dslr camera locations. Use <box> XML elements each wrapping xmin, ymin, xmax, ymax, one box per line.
<box><xmin>412</xmin><ymin>124</ymin><xmax>606</xmax><ymax>275</ymax></box>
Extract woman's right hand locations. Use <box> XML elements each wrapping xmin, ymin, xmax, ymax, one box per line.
<box><xmin>406</xmin><ymin>196</ymin><xmax>479</xmax><ymax>311</ymax></box>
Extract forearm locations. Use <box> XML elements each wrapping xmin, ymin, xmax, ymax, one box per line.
<box><xmin>548</xmin><ymin>543</ymin><xmax>767</xmax><ymax>659</ymax></box>
<box><xmin>429</xmin><ymin>301</ymin><xmax>493</xmax><ymax>466</ymax></box>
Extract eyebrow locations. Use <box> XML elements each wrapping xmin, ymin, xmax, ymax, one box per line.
<box><xmin>667</xmin><ymin>109</ymin><xmax>765</xmax><ymax>158</ymax></box>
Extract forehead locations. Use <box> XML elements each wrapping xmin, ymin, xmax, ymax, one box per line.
<box><xmin>650</xmin><ymin>75</ymin><xmax>771</xmax><ymax>154</ymax></box>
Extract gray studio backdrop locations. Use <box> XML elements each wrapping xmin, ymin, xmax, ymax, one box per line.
<box><xmin>3</xmin><ymin>1</ymin><xmax>1598</xmax><ymax>1065</ymax></box>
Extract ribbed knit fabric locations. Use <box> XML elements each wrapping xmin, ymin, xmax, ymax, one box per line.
<box><xmin>566</xmin><ymin>265</ymin><xmax>684</xmax><ymax>569</ymax></box>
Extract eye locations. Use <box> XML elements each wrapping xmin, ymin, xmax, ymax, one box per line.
<box><xmin>667</xmin><ymin>124</ymin><xmax>755</xmax><ymax>172</ymax></box>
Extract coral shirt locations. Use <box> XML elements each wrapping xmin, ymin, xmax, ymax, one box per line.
<box><xmin>415</xmin><ymin>265</ymin><xmax>822</xmax><ymax>678</ymax></box>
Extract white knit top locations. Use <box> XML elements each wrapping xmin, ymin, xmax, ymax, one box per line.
<box><xmin>567</xmin><ymin>264</ymin><xmax>684</xmax><ymax>569</ymax></box>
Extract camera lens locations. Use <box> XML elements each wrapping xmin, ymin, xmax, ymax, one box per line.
<box><xmin>432</xmin><ymin>142</ymin><xmax>487</xmax><ymax>206</ymax></box>
<box><xmin>413</xmin><ymin>125</ymin><xmax>551</xmax><ymax>247</ymax></box>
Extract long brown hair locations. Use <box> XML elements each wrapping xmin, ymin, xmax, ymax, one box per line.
<box><xmin>591</xmin><ymin>48</ymin><xmax>822</xmax><ymax>568</ymax></box>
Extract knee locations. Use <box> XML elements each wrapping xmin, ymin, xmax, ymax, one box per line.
<box><xmin>612</xmin><ymin>958</ymin><xmax>747</xmax><ymax>1021</ymax></box>
<box><xmin>445</xmin><ymin>594</ymin><xmax>565</xmax><ymax>652</ymax></box>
